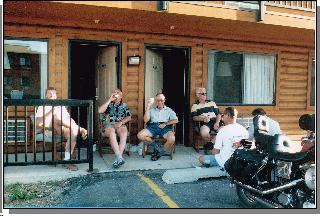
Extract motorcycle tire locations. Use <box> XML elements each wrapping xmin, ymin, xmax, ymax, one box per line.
<box><xmin>236</xmin><ymin>185</ymin><xmax>260</xmax><ymax>208</ymax></box>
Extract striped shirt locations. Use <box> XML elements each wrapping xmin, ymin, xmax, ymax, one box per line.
<box><xmin>191</xmin><ymin>100</ymin><xmax>220</xmax><ymax>118</ymax></box>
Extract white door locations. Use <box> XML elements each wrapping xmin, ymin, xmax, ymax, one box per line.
<box><xmin>95</xmin><ymin>46</ymin><xmax>117</xmax><ymax>105</ymax></box>
<box><xmin>94</xmin><ymin>46</ymin><xmax>117</xmax><ymax>137</ymax></box>
<box><xmin>145</xmin><ymin>49</ymin><xmax>163</xmax><ymax>106</ymax></box>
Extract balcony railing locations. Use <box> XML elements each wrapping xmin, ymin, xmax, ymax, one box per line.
<box><xmin>3</xmin><ymin>99</ymin><xmax>94</xmax><ymax>171</ymax></box>
<box><xmin>265</xmin><ymin>1</ymin><xmax>316</xmax><ymax>11</ymax></box>
<box><xmin>173</xmin><ymin>1</ymin><xmax>316</xmax><ymax>12</ymax></box>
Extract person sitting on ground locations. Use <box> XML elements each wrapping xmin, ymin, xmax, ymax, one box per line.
<box><xmin>248</xmin><ymin>107</ymin><xmax>281</xmax><ymax>141</ymax></box>
<box><xmin>35</xmin><ymin>87</ymin><xmax>87</xmax><ymax>171</ymax></box>
<box><xmin>191</xmin><ymin>87</ymin><xmax>222</xmax><ymax>152</ymax></box>
<box><xmin>198</xmin><ymin>107</ymin><xmax>248</xmax><ymax>168</ymax></box>
<box><xmin>98</xmin><ymin>89</ymin><xmax>132</xmax><ymax>168</ymax></box>
<box><xmin>137</xmin><ymin>93</ymin><xmax>178</xmax><ymax>161</ymax></box>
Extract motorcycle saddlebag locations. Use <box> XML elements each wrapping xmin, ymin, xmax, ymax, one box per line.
<box><xmin>224</xmin><ymin>149</ymin><xmax>266</xmax><ymax>183</ymax></box>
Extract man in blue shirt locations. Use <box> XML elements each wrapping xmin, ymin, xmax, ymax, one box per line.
<box><xmin>137</xmin><ymin>93</ymin><xmax>178</xmax><ymax>161</ymax></box>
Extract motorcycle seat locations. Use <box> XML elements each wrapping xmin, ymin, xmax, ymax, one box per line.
<box><xmin>271</xmin><ymin>151</ymin><xmax>309</xmax><ymax>162</ymax></box>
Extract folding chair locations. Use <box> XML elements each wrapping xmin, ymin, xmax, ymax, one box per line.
<box><xmin>97</xmin><ymin>113</ymin><xmax>131</xmax><ymax>157</ymax></box>
<box><xmin>142</xmin><ymin>122</ymin><xmax>176</xmax><ymax>160</ymax></box>
<box><xmin>192</xmin><ymin>120</ymin><xmax>217</xmax><ymax>153</ymax></box>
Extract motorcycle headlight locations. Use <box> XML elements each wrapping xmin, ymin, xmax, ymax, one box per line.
<box><xmin>304</xmin><ymin>165</ymin><xmax>315</xmax><ymax>190</ymax></box>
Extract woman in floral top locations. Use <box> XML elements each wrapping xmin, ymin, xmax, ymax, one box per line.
<box><xmin>98</xmin><ymin>89</ymin><xmax>131</xmax><ymax>168</ymax></box>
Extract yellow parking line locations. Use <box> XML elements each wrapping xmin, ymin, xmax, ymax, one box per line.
<box><xmin>137</xmin><ymin>173</ymin><xmax>179</xmax><ymax>208</ymax></box>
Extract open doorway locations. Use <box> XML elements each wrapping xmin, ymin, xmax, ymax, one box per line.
<box><xmin>145</xmin><ymin>45</ymin><xmax>190</xmax><ymax>145</ymax></box>
<box><xmin>69</xmin><ymin>40</ymin><xmax>121</xmax><ymax>139</ymax></box>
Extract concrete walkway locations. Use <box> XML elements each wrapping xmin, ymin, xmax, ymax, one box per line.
<box><xmin>4</xmin><ymin>145</ymin><xmax>220</xmax><ymax>185</ymax></box>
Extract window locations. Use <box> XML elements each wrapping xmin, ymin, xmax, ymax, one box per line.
<box><xmin>21</xmin><ymin>76</ymin><xmax>31</xmax><ymax>87</ymax></box>
<box><xmin>20</xmin><ymin>56</ymin><xmax>31</xmax><ymax>68</ymax></box>
<box><xmin>4</xmin><ymin>38</ymin><xmax>48</xmax><ymax>99</ymax></box>
<box><xmin>225</xmin><ymin>1</ymin><xmax>259</xmax><ymax>11</ymax></box>
<box><xmin>310</xmin><ymin>59</ymin><xmax>315</xmax><ymax>106</ymax></box>
<box><xmin>3</xmin><ymin>119</ymin><xmax>26</xmax><ymax>143</ymax></box>
<box><xmin>4</xmin><ymin>76</ymin><xmax>13</xmax><ymax>86</ymax></box>
<box><xmin>207</xmin><ymin>50</ymin><xmax>276</xmax><ymax>105</ymax></box>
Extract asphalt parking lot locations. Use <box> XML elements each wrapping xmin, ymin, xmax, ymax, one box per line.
<box><xmin>55</xmin><ymin>169</ymin><xmax>243</xmax><ymax>208</ymax></box>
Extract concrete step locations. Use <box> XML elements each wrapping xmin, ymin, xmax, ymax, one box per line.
<box><xmin>162</xmin><ymin>166</ymin><xmax>228</xmax><ymax>184</ymax></box>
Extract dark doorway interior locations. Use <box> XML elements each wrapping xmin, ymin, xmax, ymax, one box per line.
<box><xmin>147</xmin><ymin>47</ymin><xmax>189</xmax><ymax>145</ymax></box>
<box><xmin>70</xmin><ymin>41</ymin><xmax>120</xmax><ymax>140</ymax></box>
<box><xmin>70</xmin><ymin>42</ymin><xmax>98</xmax><ymax>129</ymax></box>
<box><xmin>162</xmin><ymin>49</ymin><xmax>186</xmax><ymax>144</ymax></box>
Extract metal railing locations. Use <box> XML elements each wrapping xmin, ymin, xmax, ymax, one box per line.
<box><xmin>172</xmin><ymin>1</ymin><xmax>316</xmax><ymax>12</ymax></box>
<box><xmin>3</xmin><ymin>99</ymin><xmax>94</xmax><ymax>172</ymax></box>
<box><xmin>265</xmin><ymin>1</ymin><xmax>316</xmax><ymax>11</ymax></box>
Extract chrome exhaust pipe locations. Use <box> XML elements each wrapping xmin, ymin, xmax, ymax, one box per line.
<box><xmin>252</xmin><ymin>195</ymin><xmax>283</xmax><ymax>208</ymax></box>
<box><xmin>234</xmin><ymin>179</ymin><xmax>304</xmax><ymax>195</ymax></box>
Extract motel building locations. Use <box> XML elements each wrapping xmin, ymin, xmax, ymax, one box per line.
<box><xmin>3</xmin><ymin>1</ymin><xmax>315</xmax><ymax>160</ymax></box>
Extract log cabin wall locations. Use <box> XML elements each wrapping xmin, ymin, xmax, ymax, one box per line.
<box><xmin>4</xmin><ymin>1</ymin><xmax>315</xmax><ymax>144</ymax></box>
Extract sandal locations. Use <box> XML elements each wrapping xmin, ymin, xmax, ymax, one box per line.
<box><xmin>151</xmin><ymin>151</ymin><xmax>161</xmax><ymax>161</ymax></box>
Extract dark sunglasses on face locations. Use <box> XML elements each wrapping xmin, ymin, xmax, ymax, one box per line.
<box><xmin>198</xmin><ymin>92</ymin><xmax>206</xmax><ymax>96</ymax></box>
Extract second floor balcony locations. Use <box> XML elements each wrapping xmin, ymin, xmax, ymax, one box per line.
<box><xmin>46</xmin><ymin>1</ymin><xmax>315</xmax><ymax>29</ymax></box>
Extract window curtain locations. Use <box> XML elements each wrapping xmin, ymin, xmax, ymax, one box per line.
<box><xmin>243</xmin><ymin>54</ymin><xmax>275</xmax><ymax>104</ymax></box>
<box><xmin>207</xmin><ymin>51</ymin><xmax>216</xmax><ymax>100</ymax></box>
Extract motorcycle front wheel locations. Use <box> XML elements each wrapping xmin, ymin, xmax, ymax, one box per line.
<box><xmin>236</xmin><ymin>185</ymin><xmax>260</xmax><ymax>208</ymax></box>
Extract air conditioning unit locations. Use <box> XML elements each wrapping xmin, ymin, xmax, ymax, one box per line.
<box><xmin>158</xmin><ymin>1</ymin><xmax>169</xmax><ymax>11</ymax></box>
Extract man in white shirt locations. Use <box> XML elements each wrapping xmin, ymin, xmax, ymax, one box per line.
<box><xmin>137</xmin><ymin>93</ymin><xmax>178</xmax><ymax>161</ymax></box>
<box><xmin>248</xmin><ymin>108</ymin><xmax>281</xmax><ymax>141</ymax></box>
<box><xmin>35</xmin><ymin>87</ymin><xmax>87</xmax><ymax>170</ymax></box>
<box><xmin>199</xmin><ymin>107</ymin><xmax>248</xmax><ymax>168</ymax></box>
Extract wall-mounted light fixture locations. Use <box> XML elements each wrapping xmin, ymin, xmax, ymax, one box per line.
<box><xmin>128</xmin><ymin>56</ymin><xmax>141</xmax><ymax>66</ymax></box>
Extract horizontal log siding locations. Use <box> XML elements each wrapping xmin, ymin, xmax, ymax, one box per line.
<box><xmin>126</xmin><ymin>38</ymin><xmax>142</xmax><ymax>139</ymax></box>
<box><xmin>4</xmin><ymin>21</ymin><xmax>314</xmax><ymax>143</ymax></box>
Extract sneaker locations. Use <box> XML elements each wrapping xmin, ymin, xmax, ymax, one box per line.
<box><xmin>118</xmin><ymin>158</ymin><xmax>125</xmax><ymax>166</ymax></box>
<box><xmin>151</xmin><ymin>150</ymin><xmax>161</xmax><ymax>161</ymax></box>
<box><xmin>112</xmin><ymin>160</ymin><xmax>120</xmax><ymax>169</ymax></box>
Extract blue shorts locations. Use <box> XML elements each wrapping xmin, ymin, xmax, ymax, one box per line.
<box><xmin>203</xmin><ymin>155</ymin><xmax>219</xmax><ymax>167</ymax></box>
<box><xmin>146</xmin><ymin>122</ymin><xmax>173</xmax><ymax>138</ymax></box>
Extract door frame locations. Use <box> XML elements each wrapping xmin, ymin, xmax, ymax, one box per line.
<box><xmin>68</xmin><ymin>39</ymin><xmax>122</xmax><ymax>141</ymax></box>
<box><xmin>68</xmin><ymin>39</ymin><xmax>122</xmax><ymax>98</ymax></box>
<box><xmin>144</xmin><ymin>44</ymin><xmax>191</xmax><ymax>146</ymax></box>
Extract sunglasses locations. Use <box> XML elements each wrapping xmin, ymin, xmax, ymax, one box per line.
<box><xmin>198</xmin><ymin>92</ymin><xmax>206</xmax><ymax>96</ymax></box>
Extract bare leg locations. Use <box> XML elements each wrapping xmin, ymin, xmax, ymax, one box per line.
<box><xmin>104</xmin><ymin>128</ymin><xmax>119</xmax><ymax>155</ymax></box>
<box><xmin>137</xmin><ymin>129</ymin><xmax>153</xmax><ymax>144</ymax></box>
<box><xmin>116</xmin><ymin>127</ymin><xmax>128</xmax><ymax>157</ymax></box>
<box><xmin>162</xmin><ymin>131</ymin><xmax>175</xmax><ymax>153</ymax></box>
<box><xmin>200</xmin><ymin>125</ymin><xmax>211</xmax><ymax>142</ymax></box>
<box><xmin>198</xmin><ymin>155</ymin><xmax>205</xmax><ymax>165</ymax></box>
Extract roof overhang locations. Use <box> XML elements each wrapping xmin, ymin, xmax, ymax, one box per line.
<box><xmin>4</xmin><ymin>1</ymin><xmax>315</xmax><ymax>48</ymax></box>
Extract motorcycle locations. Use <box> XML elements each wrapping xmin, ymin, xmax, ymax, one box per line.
<box><xmin>224</xmin><ymin>114</ymin><xmax>315</xmax><ymax>208</ymax></box>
